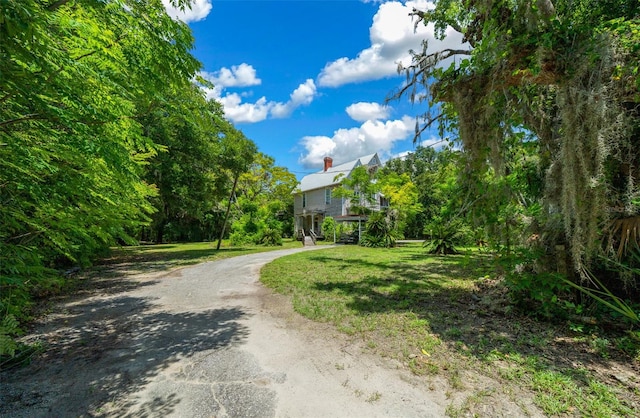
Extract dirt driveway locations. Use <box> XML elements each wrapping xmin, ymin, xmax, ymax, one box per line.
<box><xmin>1</xmin><ymin>247</ymin><xmax>449</xmax><ymax>417</ymax></box>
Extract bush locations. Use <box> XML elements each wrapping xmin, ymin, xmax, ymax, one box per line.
<box><xmin>360</xmin><ymin>211</ymin><xmax>398</xmax><ymax>248</ymax></box>
<box><xmin>423</xmin><ymin>217</ymin><xmax>466</xmax><ymax>255</ymax></box>
<box><xmin>321</xmin><ymin>217</ymin><xmax>338</xmax><ymax>241</ymax></box>
<box><xmin>258</xmin><ymin>227</ymin><xmax>283</xmax><ymax>246</ymax></box>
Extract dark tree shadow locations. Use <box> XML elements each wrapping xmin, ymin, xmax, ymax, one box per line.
<box><xmin>0</xmin><ymin>293</ymin><xmax>249</xmax><ymax>417</ymax></box>
<box><xmin>304</xmin><ymin>251</ymin><xmax>639</xmax><ymax>403</ymax></box>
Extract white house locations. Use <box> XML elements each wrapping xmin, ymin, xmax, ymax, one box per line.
<box><xmin>292</xmin><ymin>153</ymin><xmax>387</xmax><ymax>240</ymax></box>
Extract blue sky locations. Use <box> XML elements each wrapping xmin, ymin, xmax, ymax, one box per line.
<box><xmin>163</xmin><ymin>0</ymin><xmax>466</xmax><ymax>178</ymax></box>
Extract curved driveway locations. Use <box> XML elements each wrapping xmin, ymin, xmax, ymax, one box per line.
<box><xmin>1</xmin><ymin>246</ymin><xmax>445</xmax><ymax>417</ymax></box>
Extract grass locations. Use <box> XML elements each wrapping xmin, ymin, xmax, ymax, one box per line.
<box><xmin>260</xmin><ymin>243</ymin><xmax>639</xmax><ymax>416</ymax></box>
<box><xmin>97</xmin><ymin>239</ymin><xmax>303</xmax><ymax>274</ymax></box>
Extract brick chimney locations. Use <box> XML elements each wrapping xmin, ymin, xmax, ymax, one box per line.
<box><xmin>323</xmin><ymin>156</ymin><xmax>333</xmax><ymax>172</ymax></box>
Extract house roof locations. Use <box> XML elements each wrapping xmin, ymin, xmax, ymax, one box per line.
<box><xmin>294</xmin><ymin>153</ymin><xmax>379</xmax><ymax>193</ymax></box>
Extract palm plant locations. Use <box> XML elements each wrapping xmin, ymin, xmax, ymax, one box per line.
<box><xmin>423</xmin><ymin>217</ymin><xmax>464</xmax><ymax>255</ymax></box>
<box><xmin>360</xmin><ymin>211</ymin><xmax>399</xmax><ymax>248</ymax></box>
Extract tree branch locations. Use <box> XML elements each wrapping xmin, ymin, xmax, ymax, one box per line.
<box><xmin>47</xmin><ymin>0</ymin><xmax>72</xmax><ymax>11</ymax></box>
<box><xmin>0</xmin><ymin>114</ymin><xmax>45</xmax><ymax>129</ymax></box>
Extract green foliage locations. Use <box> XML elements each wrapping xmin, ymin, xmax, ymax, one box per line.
<box><xmin>377</xmin><ymin>171</ymin><xmax>422</xmax><ymax>238</ymax></box>
<box><xmin>563</xmin><ymin>267</ymin><xmax>639</xmax><ymax>325</ymax></box>
<box><xmin>0</xmin><ymin>0</ymin><xmax>228</xmax><ymax>347</ymax></box>
<box><xmin>423</xmin><ymin>216</ymin><xmax>467</xmax><ymax>255</ymax></box>
<box><xmin>360</xmin><ymin>211</ymin><xmax>399</xmax><ymax>248</ymax></box>
<box><xmin>229</xmin><ymin>192</ymin><xmax>286</xmax><ymax>247</ymax></box>
<box><xmin>321</xmin><ymin>216</ymin><xmax>343</xmax><ymax>242</ymax></box>
<box><xmin>381</xmin><ymin>147</ymin><xmax>464</xmax><ymax>239</ymax></box>
<box><xmin>332</xmin><ymin>165</ymin><xmax>380</xmax><ymax>215</ymax></box>
<box><xmin>0</xmin><ymin>314</ymin><xmax>20</xmax><ymax>358</ymax></box>
<box><xmin>140</xmin><ymin>90</ymin><xmax>241</xmax><ymax>243</ymax></box>
<box><xmin>395</xmin><ymin>0</ymin><xmax>640</xmax><ymax>274</ymax></box>
<box><xmin>257</xmin><ymin>226</ymin><xmax>283</xmax><ymax>246</ymax></box>
<box><xmin>225</xmin><ymin>153</ymin><xmax>295</xmax><ymax>245</ymax></box>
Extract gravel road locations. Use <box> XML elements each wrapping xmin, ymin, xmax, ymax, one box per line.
<box><xmin>0</xmin><ymin>246</ymin><xmax>447</xmax><ymax>417</ymax></box>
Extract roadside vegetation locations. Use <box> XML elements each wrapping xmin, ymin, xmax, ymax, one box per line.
<box><xmin>261</xmin><ymin>244</ymin><xmax>640</xmax><ymax>416</ymax></box>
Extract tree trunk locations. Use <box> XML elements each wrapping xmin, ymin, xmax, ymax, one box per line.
<box><xmin>217</xmin><ymin>173</ymin><xmax>239</xmax><ymax>250</ymax></box>
<box><xmin>155</xmin><ymin>219</ymin><xmax>166</xmax><ymax>244</ymax></box>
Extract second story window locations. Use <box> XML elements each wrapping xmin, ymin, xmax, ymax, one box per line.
<box><xmin>325</xmin><ymin>188</ymin><xmax>331</xmax><ymax>205</ymax></box>
<box><xmin>302</xmin><ymin>193</ymin><xmax>306</xmax><ymax>208</ymax></box>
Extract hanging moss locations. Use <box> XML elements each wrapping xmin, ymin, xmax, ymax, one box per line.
<box><xmin>395</xmin><ymin>1</ymin><xmax>640</xmax><ymax>278</ymax></box>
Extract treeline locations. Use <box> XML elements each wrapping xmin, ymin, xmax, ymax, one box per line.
<box><xmin>385</xmin><ymin>0</ymin><xmax>640</xmax><ymax>324</ymax></box>
<box><xmin>0</xmin><ymin>0</ymin><xmax>295</xmax><ymax>354</ymax></box>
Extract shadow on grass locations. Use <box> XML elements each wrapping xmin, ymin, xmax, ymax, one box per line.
<box><xmin>103</xmin><ymin>246</ymin><xmax>246</xmax><ymax>266</ymax></box>
<box><xmin>87</xmin><ymin>246</ymin><xmax>253</xmax><ymax>281</ymax></box>
<box><xmin>97</xmin><ymin>243</ymin><xmax>299</xmax><ymax>278</ymax></box>
<box><xmin>302</xmin><ymin>250</ymin><xmax>637</xmax><ymax>406</ymax></box>
<box><xmin>0</xmin><ymin>294</ymin><xmax>249</xmax><ymax>417</ymax></box>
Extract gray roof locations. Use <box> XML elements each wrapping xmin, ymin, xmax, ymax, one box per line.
<box><xmin>295</xmin><ymin>153</ymin><xmax>378</xmax><ymax>193</ymax></box>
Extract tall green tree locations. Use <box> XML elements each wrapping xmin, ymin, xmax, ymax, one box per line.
<box><xmin>215</xmin><ymin>128</ymin><xmax>256</xmax><ymax>249</ymax></box>
<box><xmin>229</xmin><ymin>153</ymin><xmax>297</xmax><ymax>245</ymax></box>
<box><xmin>377</xmin><ymin>171</ymin><xmax>422</xmax><ymax>238</ymax></box>
<box><xmin>381</xmin><ymin>147</ymin><xmax>465</xmax><ymax>239</ymax></box>
<box><xmin>394</xmin><ymin>0</ymin><xmax>640</xmax><ymax>274</ymax></box>
<box><xmin>332</xmin><ymin>165</ymin><xmax>381</xmax><ymax>215</ymax></box>
<box><xmin>0</xmin><ymin>0</ymin><xmax>201</xmax><ymax>340</ymax></box>
<box><xmin>140</xmin><ymin>90</ymin><xmax>239</xmax><ymax>243</ymax></box>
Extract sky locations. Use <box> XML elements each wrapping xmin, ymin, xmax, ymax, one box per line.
<box><xmin>162</xmin><ymin>0</ymin><xmax>466</xmax><ymax>178</ymax></box>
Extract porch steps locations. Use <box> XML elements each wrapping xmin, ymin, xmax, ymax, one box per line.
<box><xmin>303</xmin><ymin>236</ymin><xmax>315</xmax><ymax>246</ymax></box>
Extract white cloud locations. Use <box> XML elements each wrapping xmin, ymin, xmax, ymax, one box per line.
<box><xmin>420</xmin><ymin>135</ymin><xmax>446</xmax><ymax>149</ymax></box>
<box><xmin>346</xmin><ymin>102</ymin><xmax>390</xmax><ymax>122</ymax></box>
<box><xmin>208</xmin><ymin>78</ymin><xmax>318</xmax><ymax>124</ymax></box>
<box><xmin>218</xmin><ymin>93</ymin><xmax>271</xmax><ymax>123</ymax></box>
<box><xmin>298</xmin><ymin>116</ymin><xmax>414</xmax><ymax>168</ymax></box>
<box><xmin>163</xmin><ymin>0</ymin><xmax>212</xmax><ymax>23</ymax></box>
<box><xmin>393</xmin><ymin>150</ymin><xmax>413</xmax><ymax>160</ymax></box>
<box><xmin>271</xmin><ymin>79</ymin><xmax>317</xmax><ymax>118</ymax></box>
<box><xmin>202</xmin><ymin>64</ymin><xmax>262</xmax><ymax>89</ymax></box>
<box><xmin>318</xmin><ymin>0</ymin><xmax>467</xmax><ymax>87</ymax></box>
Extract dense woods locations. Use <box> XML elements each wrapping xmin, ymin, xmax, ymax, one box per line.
<box><xmin>386</xmin><ymin>0</ymin><xmax>640</xmax><ymax>321</ymax></box>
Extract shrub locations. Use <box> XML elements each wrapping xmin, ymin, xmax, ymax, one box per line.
<box><xmin>360</xmin><ymin>211</ymin><xmax>398</xmax><ymax>248</ymax></box>
<box><xmin>258</xmin><ymin>226</ymin><xmax>283</xmax><ymax>246</ymax></box>
<box><xmin>423</xmin><ymin>217</ymin><xmax>465</xmax><ymax>255</ymax></box>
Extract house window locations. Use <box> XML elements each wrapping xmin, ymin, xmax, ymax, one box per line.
<box><xmin>325</xmin><ymin>188</ymin><xmax>331</xmax><ymax>205</ymax></box>
<box><xmin>302</xmin><ymin>193</ymin><xmax>306</xmax><ymax>208</ymax></box>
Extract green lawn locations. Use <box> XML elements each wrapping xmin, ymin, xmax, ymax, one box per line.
<box><xmin>261</xmin><ymin>244</ymin><xmax>638</xmax><ymax>417</ymax></box>
<box><xmin>99</xmin><ymin>239</ymin><xmax>303</xmax><ymax>274</ymax></box>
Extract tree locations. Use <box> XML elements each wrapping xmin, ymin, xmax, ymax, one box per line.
<box><xmin>228</xmin><ymin>153</ymin><xmax>297</xmax><ymax>246</ymax></box>
<box><xmin>393</xmin><ymin>0</ymin><xmax>640</xmax><ymax>275</ymax></box>
<box><xmin>215</xmin><ymin>128</ymin><xmax>256</xmax><ymax>250</ymax></box>
<box><xmin>332</xmin><ymin>165</ymin><xmax>380</xmax><ymax>215</ymax></box>
<box><xmin>360</xmin><ymin>211</ymin><xmax>400</xmax><ymax>248</ymax></box>
<box><xmin>0</xmin><ymin>0</ymin><xmax>202</xmax><ymax>346</ymax></box>
<box><xmin>377</xmin><ymin>171</ymin><xmax>422</xmax><ymax>238</ymax></box>
<box><xmin>141</xmin><ymin>88</ymin><xmax>230</xmax><ymax>243</ymax></box>
<box><xmin>381</xmin><ymin>147</ymin><xmax>468</xmax><ymax>239</ymax></box>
